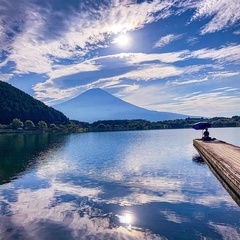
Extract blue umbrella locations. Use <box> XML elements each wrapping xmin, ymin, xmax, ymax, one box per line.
<box><xmin>192</xmin><ymin>122</ymin><xmax>211</xmax><ymax>130</ymax></box>
<box><xmin>193</xmin><ymin>122</ymin><xmax>212</xmax><ymax>139</ymax></box>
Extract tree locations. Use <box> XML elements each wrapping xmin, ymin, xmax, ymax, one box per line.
<box><xmin>25</xmin><ymin>120</ymin><xmax>35</xmax><ymax>129</ymax></box>
<box><xmin>11</xmin><ymin>118</ymin><xmax>24</xmax><ymax>129</ymax></box>
<box><xmin>96</xmin><ymin>123</ymin><xmax>107</xmax><ymax>131</ymax></box>
<box><xmin>49</xmin><ymin>123</ymin><xmax>58</xmax><ymax>130</ymax></box>
<box><xmin>38</xmin><ymin>120</ymin><xmax>48</xmax><ymax>130</ymax></box>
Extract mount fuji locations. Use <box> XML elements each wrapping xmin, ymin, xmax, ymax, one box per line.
<box><xmin>53</xmin><ymin>88</ymin><xmax>190</xmax><ymax>123</ymax></box>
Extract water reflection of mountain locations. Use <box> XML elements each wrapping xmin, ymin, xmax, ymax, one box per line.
<box><xmin>0</xmin><ymin>133</ymin><xmax>66</xmax><ymax>184</ymax></box>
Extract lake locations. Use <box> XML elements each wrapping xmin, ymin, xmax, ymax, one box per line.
<box><xmin>0</xmin><ymin>128</ymin><xmax>239</xmax><ymax>239</ymax></box>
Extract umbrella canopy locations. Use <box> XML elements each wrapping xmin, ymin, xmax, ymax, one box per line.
<box><xmin>192</xmin><ymin>122</ymin><xmax>211</xmax><ymax>130</ymax></box>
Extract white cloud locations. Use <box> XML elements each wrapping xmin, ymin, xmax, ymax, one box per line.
<box><xmin>155</xmin><ymin>90</ymin><xmax>240</xmax><ymax>117</ymax></box>
<box><xmin>32</xmin><ymin>51</ymin><xmax>190</xmax><ymax>102</ymax></box>
<box><xmin>0</xmin><ymin>183</ymin><xmax>163</xmax><ymax>240</ymax></box>
<box><xmin>168</xmin><ymin>77</ymin><xmax>208</xmax><ymax>86</ymax></box>
<box><xmin>190</xmin><ymin>45</ymin><xmax>240</xmax><ymax>63</ymax></box>
<box><xmin>120</xmin><ymin>64</ymin><xmax>184</xmax><ymax>81</ymax></box>
<box><xmin>90</xmin><ymin>51</ymin><xmax>188</xmax><ymax>65</ymax></box>
<box><xmin>195</xmin><ymin>194</ymin><xmax>237</xmax><ymax>207</ymax></box>
<box><xmin>0</xmin><ymin>73</ymin><xmax>13</xmax><ymax>81</ymax></box>
<box><xmin>116</xmin><ymin>84</ymin><xmax>140</xmax><ymax>94</ymax></box>
<box><xmin>108</xmin><ymin>45</ymin><xmax>240</xmax><ymax>66</ymax></box>
<box><xmin>212</xmin><ymin>87</ymin><xmax>235</xmax><ymax>92</ymax></box>
<box><xmin>88</xmin><ymin>62</ymin><xmax>196</xmax><ymax>83</ymax></box>
<box><xmin>33</xmin><ymin>75</ymin><xmax>123</xmax><ymax>104</ymax></box>
<box><xmin>33</xmin><ymin>83</ymin><xmax>83</xmax><ymax>104</ymax></box>
<box><xmin>37</xmin><ymin>61</ymin><xmax>185</xmax><ymax>103</ymax></box>
<box><xmin>161</xmin><ymin>211</ymin><xmax>189</xmax><ymax>224</ymax></box>
<box><xmin>49</xmin><ymin>60</ymin><xmax>101</xmax><ymax>80</ymax></box>
<box><xmin>186</xmin><ymin>36</ymin><xmax>198</xmax><ymax>45</ymax></box>
<box><xmin>0</xmin><ymin>0</ymin><xmax>239</xmax><ymax>79</ymax></box>
<box><xmin>105</xmin><ymin>191</ymin><xmax>188</xmax><ymax>206</ymax></box>
<box><xmin>0</xmin><ymin>0</ymin><xmax>176</xmax><ymax>75</ymax></box>
<box><xmin>212</xmin><ymin>71</ymin><xmax>240</xmax><ymax>78</ymax></box>
<box><xmin>122</xmin><ymin>85</ymin><xmax>170</xmax><ymax>110</ymax></box>
<box><xmin>124</xmin><ymin>51</ymin><xmax>189</xmax><ymax>64</ymax></box>
<box><xmin>0</xmin><ymin>58</ymin><xmax>9</xmax><ymax>67</ymax></box>
<box><xmin>233</xmin><ymin>30</ymin><xmax>240</xmax><ymax>35</ymax></box>
<box><xmin>122</xmin><ymin>84</ymin><xmax>239</xmax><ymax>118</ymax></box>
<box><xmin>209</xmin><ymin>221</ymin><xmax>240</xmax><ymax>240</ymax></box>
<box><xmin>154</xmin><ymin>34</ymin><xmax>183</xmax><ymax>48</ymax></box>
<box><xmin>0</xmin><ymin>0</ymin><xmax>30</xmax><ymax>51</ymax></box>
<box><xmin>32</xmin><ymin>43</ymin><xmax>239</xmax><ymax>104</ymax></box>
<box><xmin>186</xmin><ymin>0</ymin><xmax>240</xmax><ymax>34</ymax></box>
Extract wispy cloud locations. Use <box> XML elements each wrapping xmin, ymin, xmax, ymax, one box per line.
<box><xmin>33</xmin><ymin>85</ymin><xmax>81</xmax><ymax>104</ymax></box>
<box><xmin>167</xmin><ymin>77</ymin><xmax>208</xmax><ymax>86</ymax></box>
<box><xmin>0</xmin><ymin>0</ymin><xmax>176</xmax><ymax>75</ymax></box>
<box><xmin>0</xmin><ymin>73</ymin><xmax>13</xmax><ymax>81</ymax></box>
<box><xmin>34</xmin><ymin>62</ymin><xmax>185</xmax><ymax>103</ymax></box>
<box><xmin>211</xmin><ymin>71</ymin><xmax>240</xmax><ymax>78</ymax></box>
<box><xmin>104</xmin><ymin>45</ymin><xmax>240</xmax><ymax>66</ymax></box>
<box><xmin>233</xmin><ymin>30</ymin><xmax>240</xmax><ymax>35</ymax></box>
<box><xmin>186</xmin><ymin>36</ymin><xmax>198</xmax><ymax>45</ymax></box>
<box><xmin>32</xmin><ymin>43</ymin><xmax>239</xmax><ymax>103</ymax></box>
<box><xmin>183</xmin><ymin>0</ymin><xmax>240</xmax><ymax>34</ymax></box>
<box><xmin>49</xmin><ymin>60</ymin><xmax>101</xmax><ymax>80</ymax></box>
<box><xmin>119</xmin><ymin>64</ymin><xmax>184</xmax><ymax>81</ymax></box>
<box><xmin>154</xmin><ymin>34</ymin><xmax>183</xmax><ymax>48</ymax></box>
<box><xmin>1</xmin><ymin>0</ymin><xmax>239</xmax><ymax>117</ymax></box>
<box><xmin>209</xmin><ymin>221</ymin><xmax>240</xmax><ymax>240</ymax></box>
<box><xmin>156</xmin><ymin>89</ymin><xmax>240</xmax><ymax>117</ymax></box>
<box><xmin>190</xmin><ymin>45</ymin><xmax>240</xmax><ymax>63</ymax></box>
<box><xmin>105</xmin><ymin>51</ymin><xmax>189</xmax><ymax>64</ymax></box>
<box><xmin>161</xmin><ymin>210</ymin><xmax>189</xmax><ymax>224</ymax></box>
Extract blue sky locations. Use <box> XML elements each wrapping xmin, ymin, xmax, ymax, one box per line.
<box><xmin>0</xmin><ymin>0</ymin><xmax>239</xmax><ymax>117</ymax></box>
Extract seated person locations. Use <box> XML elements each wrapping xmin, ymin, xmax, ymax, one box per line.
<box><xmin>203</xmin><ymin>128</ymin><xmax>211</xmax><ymax>141</ymax></box>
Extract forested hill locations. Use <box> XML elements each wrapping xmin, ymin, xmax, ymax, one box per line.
<box><xmin>0</xmin><ymin>81</ymin><xmax>69</xmax><ymax>124</ymax></box>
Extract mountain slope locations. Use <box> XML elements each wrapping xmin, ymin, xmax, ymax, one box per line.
<box><xmin>53</xmin><ymin>88</ymin><xmax>190</xmax><ymax>123</ymax></box>
<box><xmin>0</xmin><ymin>81</ymin><xmax>69</xmax><ymax>124</ymax></box>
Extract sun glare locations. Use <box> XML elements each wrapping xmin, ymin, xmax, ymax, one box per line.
<box><xmin>118</xmin><ymin>212</ymin><xmax>133</xmax><ymax>225</ymax></box>
<box><xmin>114</xmin><ymin>34</ymin><xmax>130</xmax><ymax>47</ymax></box>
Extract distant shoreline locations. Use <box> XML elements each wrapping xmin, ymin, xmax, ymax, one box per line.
<box><xmin>1</xmin><ymin>116</ymin><xmax>240</xmax><ymax>134</ymax></box>
<box><xmin>1</xmin><ymin>125</ymin><xmax>240</xmax><ymax>135</ymax></box>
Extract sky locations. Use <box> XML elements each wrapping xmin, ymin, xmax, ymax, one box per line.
<box><xmin>0</xmin><ymin>0</ymin><xmax>240</xmax><ymax>118</ymax></box>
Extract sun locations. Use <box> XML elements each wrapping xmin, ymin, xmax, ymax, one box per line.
<box><xmin>114</xmin><ymin>34</ymin><xmax>131</xmax><ymax>47</ymax></box>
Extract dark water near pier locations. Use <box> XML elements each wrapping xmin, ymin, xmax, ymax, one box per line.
<box><xmin>0</xmin><ymin>128</ymin><xmax>239</xmax><ymax>239</ymax></box>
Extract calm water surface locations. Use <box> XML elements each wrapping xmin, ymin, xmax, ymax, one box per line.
<box><xmin>0</xmin><ymin>128</ymin><xmax>239</xmax><ymax>239</ymax></box>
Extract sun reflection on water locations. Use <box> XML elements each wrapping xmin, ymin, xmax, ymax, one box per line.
<box><xmin>117</xmin><ymin>212</ymin><xmax>134</xmax><ymax>230</ymax></box>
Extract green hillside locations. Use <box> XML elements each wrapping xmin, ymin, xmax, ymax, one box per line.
<box><xmin>0</xmin><ymin>81</ymin><xmax>69</xmax><ymax>124</ymax></box>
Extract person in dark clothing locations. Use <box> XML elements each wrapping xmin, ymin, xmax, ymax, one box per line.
<box><xmin>203</xmin><ymin>128</ymin><xmax>211</xmax><ymax>141</ymax></box>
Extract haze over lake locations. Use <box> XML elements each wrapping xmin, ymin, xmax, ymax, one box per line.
<box><xmin>0</xmin><ymin>128</ymin><xmax>239</xmax><ymax>239</ymax></box>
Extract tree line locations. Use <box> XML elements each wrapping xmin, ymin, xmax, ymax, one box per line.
<box><xmin>88</xmin><ymin>116</ymin><xmax>240</xmax><ymax>131</ymax></box>
<box><xmin>2</xmin><ymin>116</ymin><xmax>239</xmax><ymax>133</ymax></box>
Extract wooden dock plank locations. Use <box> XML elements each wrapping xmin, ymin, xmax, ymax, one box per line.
<box><xmin>193</xmin><ymin>139</ymin><xmax>240</xmax><ymax>205</ymax></box>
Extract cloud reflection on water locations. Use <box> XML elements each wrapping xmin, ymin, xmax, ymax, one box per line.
<box><xmin>160</xmin><ymin>211</ymin><xmax>189</xmax><ymax>224</ymax></box>
<box><xmin>0</xmin><ymin>130</ymin><xmax>240</xmax><ymax>239</ymax></box>
<box><xmin>209</xmin><ymin>222</ymin><xmax>240</xmax><ymax>240</ymax></box>
<box><xmin>0</xmin><ymin>181</ymin><xmax>164</xmax><ymax>239</ymax></box>
<box><xmin>0</xmin><ymin>169</ymin><xmax>237</xmax><ymax>239</ymax></box>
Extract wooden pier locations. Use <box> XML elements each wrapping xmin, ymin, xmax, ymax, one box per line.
<box><xmin>193</xmin><ymin>139</ymin><xmax>240</xmax><ymax>205</ymax></box>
